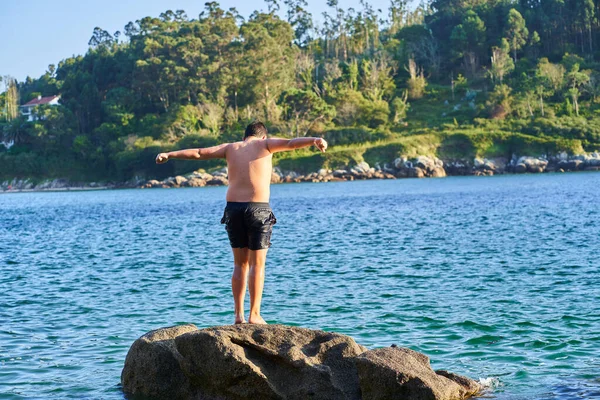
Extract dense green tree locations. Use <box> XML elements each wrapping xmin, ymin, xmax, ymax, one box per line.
<box><xmin>488</xmin><ymin>39</ymin><xmax>514</xmax><ymax>84</ymax></box>
<box><xmin>406</xmin><ymin>59</ymin><xmax>427</xmax><ymax>99</ymax></box>
<box><xmin>240</xmin><ymin>12</ymin><xmax>296</xmax><ymax>122</ymax></box>
<box><xmin>396</xmin><ymin>25</ymin><xmax>441</xmax><ymax>77</ymax></box>
<box><xmin>450</xmin><ymin>10</ymin><xmax>486</xmax><ymax>76</ymax></box>
<box><xmin>487</xmin><ymin>84</ymin><xmax>513</xmax><ymax>119</ymax></box>
<box><xmin>391</xmin><ymin>91</ymin><xmax>410</xmax><ymax>124</ymax></box>
<box><xmin>361</xmin><ymin>56</ymin><xmax>396</xmax><ymax>102</ymax></box>
<box><xmin>279</xmin><ymin>88</ymin><xmax>335</xmax><ymax>136</ymax></box>
<box><xmin>566</xmin><ymin>63</ymin><xmax>591</xmax><ymax>115</ymax></box>
<box><xmin>573</xmin><ymin>0</ymin><xmax>595</xmax><ymax>54</ymax></box>
<box><xmin>2</xmin><ymin>76</ymin><xmax>19</xmax><ymax>122</ymax></box>
<box><xmin>505</xmin><ymin>9</ymin><xmax>528</xmax><ymax>62</ymax></box>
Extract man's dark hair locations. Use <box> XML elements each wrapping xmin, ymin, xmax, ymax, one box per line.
<box><xmin>244</xmin><ymin>121</ymin><xmax>268</xmax><ymax>139</ymax></box>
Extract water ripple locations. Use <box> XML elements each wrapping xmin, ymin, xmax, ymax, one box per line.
<box><xmin>1</xmin><ymin>174</ymin><xmax>599</xmax><ymax>398</ymax></box>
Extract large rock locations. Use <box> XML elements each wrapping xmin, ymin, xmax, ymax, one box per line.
<box><xmin>213</xmin><ymin>167</ymin><xmax>229</xmax><ymax>177</ymax></box>
<box><xmin>415</xmin><ymin>156</ymin><xmax>436</xmax><ymax>171</ymax></box>
<box><xmin>186</xmin><ymin>177</ymin><xmax>206</xmax><ymax>187</ymax></box>
<box><xmin>588</xmin><ymin>152</ymin><xmax>600</xmax><ymax>166</ymax></box>
<box><xmin>354</xmin><ymin>347</ymin><xmax>480</xmax><ymax>400</ymax></box>
<box><xmin>514</xmin><ymin>163</ymin><xmax>527</xmax><ymax>173</ymax></box>
<box><xmin>430</xmin><ymin>166</ymin><xmax>447</xmax><ymax>178</ymax></box>
<box><xmin>474</xmin><ymin>157</ymin><xmax>506</xmax><ymax>173</ymax></box>
<box><xmin>206</xmin><ymin>176</ymin><xmax>229</xmax><ymax>186</ymax></box>
<box><xmin>409</xmin><ymin>156</ymin><xmax>445</xmax><ymax>177</ymax></box>
<box><xmin>141</xmin><ymin>180</ymin><xmax>160</xmax><ymax>189</ymax></box>
<box><xmin>191</xmin><ymin>171</ymin><xmax>214</xmax><ymax>181</ymax></box>
<box><xmin>558</xmin><ymin>159</ymin><xmax>583</xmax><ymax>171</ymax></box>
<box><xmin>393</xmin><ymin>157</ymin><xmax>408</xmax><ymax>169</ymax></box>
<box><xmin>271</xmin><ymin>172</ymin><xmax>282</xmax><ymax>184</ymax></box>
<box><xmin>518</xmin><ymin>157</ymin><xmax>548</xmax><ymax>173</ymax></box>
<box><xmin>122</xmin><ymin>325</ymin><xmax>481</xmax><ymax>400</ymax></box>
<box><xmin>408</xmin><ymin>167</ymin><xmax>426</xmax><ymax>178</ymax></box>
<box><xmin>353</xmin><ymin>161</ymin><xmax>370</xmax><ymax>174</ymax></box>
<box><xmin>174</xmin><ymin>176</ymin><xmax>188</xmax><ymax>186</ymax></box>
<box><xmin>444</xmin><ymin>161</ymin><xmax>470</xmax><ymax>176</ymax></box>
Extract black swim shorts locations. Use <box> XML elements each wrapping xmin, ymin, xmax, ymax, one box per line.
<box><xmin>220</xmin><ymin>202</ymin><xmax>277</xmax><ymax>250</ymax></box>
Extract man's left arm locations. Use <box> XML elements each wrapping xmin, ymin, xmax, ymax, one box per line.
<box><xmin>266</xmin><ymin>137</ymin><xmax>327</xmax><ymax>153</ymax></box>
<box><xmin>156</xmin><ymin>143</ymin><xmax>229</xmax><ymax>164</ymax></box>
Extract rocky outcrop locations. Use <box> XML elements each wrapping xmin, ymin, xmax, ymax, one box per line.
<box><xmin>553</xmin><ymin>152</ymin><xmax>600</xmax><ymax>172</ymax></box>
<box><xmin>140</xmin><ymin>168</ymin><xmax>230</xmax><ymax>189</ymax></box>
<box><xmin>471</xmin><ymin>157</ymin><xmax>507</xmax><ymax>176</ymax></box>
<box><xmin>271</xmin><ymin>163</ymin><xmax>395</xmax><ymax>184</ymax></box>
<box><xmin>393</xmin><ymin>156</ymin><xmax>446</xmax><ymax>178</ymax></box>
<box><xmin>509</xmin><ymin>156</ymin><xmax>548</xmax><ymax>174</ymax></box>
<box><xmin>122</xmin><ymin>324</ymin><xmax>481</xmax><ymax>400</ymax></box>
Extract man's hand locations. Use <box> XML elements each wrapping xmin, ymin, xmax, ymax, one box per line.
<box><xmin>314</xmin><ymin>138</ymin><xmax>328</xmax><ymax>153</ymax></box>
<box><xmin>156</xmin><ymin>153</ymin><xmax>169</xmax><ymax>164</ymax></box>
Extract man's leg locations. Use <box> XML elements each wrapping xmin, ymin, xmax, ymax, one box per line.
<box><xmin>248</xmin><ymin>249</ymin><xmax>268</xmax><ymax>324</ymax></box>
<box><xmin>231</xmin><ymin>247</ymin><xmax>249</xmax><ymax>324</ymax></box>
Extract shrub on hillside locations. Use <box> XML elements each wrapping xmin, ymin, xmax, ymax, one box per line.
<box><xmin>323</xmin><ymin>128</ymin><xmax>372</xmax><ymax>146</ymax></box>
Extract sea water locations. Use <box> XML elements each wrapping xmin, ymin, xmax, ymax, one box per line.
<box><xmin>1</xmin><ymin>173</ymin><xmax>599</xmax><ymax>399</ymax></box>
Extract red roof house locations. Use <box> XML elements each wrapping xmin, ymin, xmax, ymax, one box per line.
<box><xmin>20</xmin><ymin>95</ymin><xmax>60</xmax><ymax>121</ymax></box>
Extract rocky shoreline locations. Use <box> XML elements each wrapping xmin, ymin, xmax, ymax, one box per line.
<box><xmin>0</xmin><ymin>179</ymin><xmax>139</xmax><ymax>193</ymax></box>
<box><xmin>2</xmin><ymin>152</ymin><xmax>599</xmax><ymax>193</ymax></box>
<box><xmin>139</xmin><ymin>151</ymin><xmax>600</xmax><ymax>189</ymax></box>
<box><xmin>121</xmin><ymin>324</ymin><xmax>482</xmax><ymax>400</ymax></box>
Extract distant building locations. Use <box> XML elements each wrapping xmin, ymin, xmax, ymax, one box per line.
<box><xmin>20</xmin><ymin>95</ymin><xmax>60</xmax><ymax>122</ymax></box>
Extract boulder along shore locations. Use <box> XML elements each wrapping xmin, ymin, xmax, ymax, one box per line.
<box><xmin>121</xmin><ymin>324</ymin><xmax>482</xmax><ymax>400</ymax></box>
<box><xmin>2</xmin><ymin>151</ymin><xmax>599</xmax><ymax>193</ymax></box>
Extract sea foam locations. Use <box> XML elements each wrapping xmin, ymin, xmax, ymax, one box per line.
<box><xmin>479</xmin><ymin>376</ymin><xmax>502</xmax><ymax>390</ymax></box>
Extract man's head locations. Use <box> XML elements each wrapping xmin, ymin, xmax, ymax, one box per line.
<box><xmin>244</xmin><ymin>121</ymin><xmax>268</xmax><ymax>140</ymax></box>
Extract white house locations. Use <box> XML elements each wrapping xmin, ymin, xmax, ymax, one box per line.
<box><xmin>20</xmin><ymin>95</ymin><xmax>60</xmax><ymax>121</ymax></box>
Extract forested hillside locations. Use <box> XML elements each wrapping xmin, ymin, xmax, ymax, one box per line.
<box><xmin>2</xmin><ymin>0</ymin><xmax>600</xmax><ymax>181</ymax></box>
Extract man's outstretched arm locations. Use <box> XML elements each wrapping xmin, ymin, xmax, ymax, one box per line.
<box><xmin>156</xmin><ymin>143</ymin><xmax>229</xmax><ymax>164</ymax></box>
<box><xmin>266</xmin><ymin>137</ymin><xmax>328</xmax><ymax>153</ymax></box>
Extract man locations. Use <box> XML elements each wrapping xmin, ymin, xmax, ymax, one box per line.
<box><xmin>156</xmin><ymin>122</ymin><xmax>328</xmax><ymax>324</ymax></box>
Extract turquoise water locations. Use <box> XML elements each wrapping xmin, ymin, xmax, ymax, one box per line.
<box><xmin>1</xmin><ymin>173</ymin><xmax>599</xmax><ymax>399</ymax></box>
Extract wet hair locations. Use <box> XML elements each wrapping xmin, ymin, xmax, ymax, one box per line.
<box><xmin>244</xmin><ymin>121</ymin><xmax>268</xmax><ymax>139</ymax></box>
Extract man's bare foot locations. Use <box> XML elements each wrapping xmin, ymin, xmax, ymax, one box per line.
<box><xmin>248</xmin><ymin>314</ymin><xmax>267</xmax><ymax>324</ymax></box>
<box><xmin>235</xmin><ymin>316</ymin><xmax>246</xmax><ymax>325</ymax></box>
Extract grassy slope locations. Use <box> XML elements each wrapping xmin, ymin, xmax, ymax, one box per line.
<box><xmin>272</xmin><ymin>88</ymin><xmax>596</xmax><ymax>174</ymax></box>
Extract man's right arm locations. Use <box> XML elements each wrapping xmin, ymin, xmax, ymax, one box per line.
<box><xmin>156</xmin><ymin>143</ymin><xmax>229</xmax><ymax>164</ymax></box>
<box><xmin>266</xmin><ymin>137</ymin><xmax>328</xmax><ymax>154</ymax></box>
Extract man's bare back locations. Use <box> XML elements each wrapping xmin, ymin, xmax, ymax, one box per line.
<box><xmin>224</xmin><ymin>139</ymin><xmax>273</xmax><ymax>203</ymax></box>
<box><xmin>155</xmin><ymin>122</ymin><xmax>327</xmax><ymax>325</ymax></box>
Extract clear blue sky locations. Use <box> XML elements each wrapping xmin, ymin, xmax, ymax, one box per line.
<box><xmin>1</xmin><ymin>0</ymin><xmax>395</xmax><ymax>82</ymax></box>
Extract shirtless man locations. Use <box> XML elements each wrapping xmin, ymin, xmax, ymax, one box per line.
<box><xmin>155</xmin><ymin>122</ymin><xmax>327</xmax><ymax>324</ymax></box>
